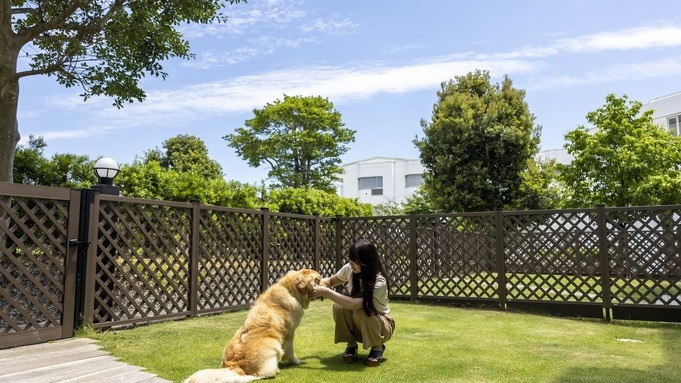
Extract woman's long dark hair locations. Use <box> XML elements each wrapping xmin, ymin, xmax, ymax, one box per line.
<box><xmin>348</xmin><ymin>239</ymin><xmax>388</xmax><ymax>316</ymax></box>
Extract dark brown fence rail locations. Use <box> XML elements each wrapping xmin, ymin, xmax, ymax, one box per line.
<box><xmin>1</xmin><ymin>183</ymin><xmax>680</xmax><ymax>349</ymax></box>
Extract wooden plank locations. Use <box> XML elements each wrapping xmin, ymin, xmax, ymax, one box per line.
<box><xmin>0</xmin><ymin>338</ymin><xmax>170</xmax><ymax>383</ymax></box>
<box><xmin>2</xmin><ymin>355</ymin><xmax>124</xmax><ymax>381</ymax></box>
<box><xmin>0</xmin><ymin>344</ymin><xmax>107</xmax><ymax>374</ymax></box>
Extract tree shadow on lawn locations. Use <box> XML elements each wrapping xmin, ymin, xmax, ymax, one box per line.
<box><xmin>553</xmin><ymin>366</ymin><xmax>670</xmax><ymax>383</ymax></box>
<box><xmin>553</xmin><ymin>326</ymin><xmax>680</xmax><ymax>383</ymax></box>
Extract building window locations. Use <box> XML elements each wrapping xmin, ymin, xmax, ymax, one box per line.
<box><xmin>358</xmin><ymin>176</ymin><xmax>382</xmax><ymax>189</ymax></box>
<box><xmin>358</xmin><ymin>176</ymin><xmax>383</xmax><ymax>195</ymax></box>
<box><xmin>669</xmin><ymin>115</ymin><xmax>680</xmax><ymax>136</ymax></box>
<box><xmin>405</xmin><ymin>173</ymin><xmax>424</xmax><ymax>188</ymax></box>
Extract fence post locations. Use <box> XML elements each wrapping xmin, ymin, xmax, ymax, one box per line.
<box><xmin>62</xmin><ymin>189</ymin><xmax>82</xmax><ymax>336</ymax></box>
<box><xmin>73</xmin><ymin>189</ymin><xmax>95</xmax><ymax>328</ymax></box>
<box><xmin>189</xmin><ymin>201</ymin><xmax>200</xmax><ymax>317</ymax></box>
<box><xmin>82</xmin><ymin>191</ymin><xmax>101</xmax><ymax>327</ymax></box>
<box><xmin>261</xmin><ymin>208</ymin><xmax>270</xmax><ymax>293</ymax></box>
<box><xmin>596</xmin><ymin>205</ymin><xmax>612</xmax><ymax>321</ymax></box>
<box><xmin>409</xmin><ymin>214</ymin><xmax>418</xmax><ymax>301</ymax></box>
<box><xmin>495</xmin><ymin>209</ymin><xmax>507</xmax><ymax>309</ymax></box>
<box><xmin>313</xmin><ymin>214</ymin><xmax>321</xmax><ymax>271</ymax></box>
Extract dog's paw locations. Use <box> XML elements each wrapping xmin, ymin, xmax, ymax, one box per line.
<box><xmin>284</xmin><ymin>358</ymin><xmax>302</xmax><ymax>365</ymax></box>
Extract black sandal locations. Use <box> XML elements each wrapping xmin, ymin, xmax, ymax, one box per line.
<box><xmin>342</xmin><ymin>346</ymin><xmax>357</xmax><ymax>364</ymax></box>
<box><xmin>366</xmin><ymin>344</ymin><xmax>385</xmax><ymax>367</ymax></box>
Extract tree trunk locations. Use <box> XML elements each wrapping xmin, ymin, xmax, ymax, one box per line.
<box><xmin>0</xmin><ymin>3</ymin><xmax>21</xmax><ymax>183</ymax></box>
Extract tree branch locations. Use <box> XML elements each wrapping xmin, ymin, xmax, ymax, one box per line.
<box><xmin>64</xmin><ymin>0</ymin><xmax>127</xmax><ymax>36</ymax></box>
<box><xmin>16</xmin><ymin>63</ymin><xmax>63</xmax><ymax>78</ymax></box>
<box><xmin>16</xmin><ymin>0</ymin><xmax>127</xmax><ymax>45</ymax></box>
<box><xmin>12</xmin><ymin>7</ymin><xmax>38</xmax><ymax>15</ymax></box>
<box><xmin>15</xmin><ymin>0</ymin><xmax>86</xmax><ymax>43</ymax></box>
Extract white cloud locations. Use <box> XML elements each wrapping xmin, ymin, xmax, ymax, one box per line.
<box><xmin>186</xmin><ymin>35</ymin><xmax>318</xmax><ymax>68</ymax></box>
<box><xmin>301</xmin><ymin>17</ymin><xmax>360</xmax><ymax>35</ymax></box>
<box><xmin>487</xmin><ymin>24</ymin><xmax>681</xmax><ymax>61</ymax></box>
<box><xmin>527</xmin><ymin>56</ymin><xmax>681</xmax><ymax>90</ymax></box>
<box><xmin>556</xmin><ymin>25</ymin><xmax>681</xmax><ymax>52</ymax></box>
<box><xmin>18</xmin><ymin>125</ymin><xmax>120</xmax><ymax>146</ymax></box>
<box><xmin>80</xmin><ymin>56</ymin><xmax>537</xmax><ymax>131</ymax></box>
<box><xmin>181</xmin><ymin>0</ymin><xmax>309</xmax><ymax>39</ymax></box>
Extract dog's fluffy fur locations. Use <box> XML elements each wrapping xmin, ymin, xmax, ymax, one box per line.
<box><xmin>183</xmin><ymin>268</ymin><xmax>321</xmax><ymax>383</ymax></box>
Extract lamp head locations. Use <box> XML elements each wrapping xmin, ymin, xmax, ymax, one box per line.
<box><xmin>93</xmin><ymin>157</ymin><xmax>119</xmax><ymax>185</ymax></box>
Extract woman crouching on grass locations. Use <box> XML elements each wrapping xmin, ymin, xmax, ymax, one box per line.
<box><xmin>313</xmin><ymin>239</ymin><xmax>395</xmax><ymax>366</ymax></box>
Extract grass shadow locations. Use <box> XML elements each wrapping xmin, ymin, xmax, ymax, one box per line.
<box><xmin>552</xmin><ymin>323</ymin><xmax>681</xmax><ymax>383</ymax></box>
<box><xmin>553</xmin><ymin>366</ymin><xmax>670</xmax><ymax>383</ymax></box>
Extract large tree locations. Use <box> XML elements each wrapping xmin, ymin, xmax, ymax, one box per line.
<box><xmin>116</xmin><ymin>160</ymin><xmax>261</xmax><ymax>208</ymax></box>
<box><xmin>414</xmin><ymin>70</ymin><xmax>541</xmax><ymax>212</ymax></box>
<box><xmin>144</xmin><ymin>134</ymin><xmax>223</xmax><ymax>179</ymax></box>
<box><xmin>224</xmin><ymin>95</ymin><xmax>356</xmax><ymax>192</ymax></box>
<box><xmin>116</xmin><ymin>134</ymin><xmax>259</xmax><ymax>207</ymax></box>
<box><xmin>0</xmin><ymin>0</ymin><xmax>244</xmax><ymax>183</ymax></box>
<box><xmin>560</xmin><ymin>94</ymin><xmax>681</xmax><ymax>207</ymax></box>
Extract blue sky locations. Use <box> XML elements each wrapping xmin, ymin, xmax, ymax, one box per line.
<box><xmin>16</xmin><ymin>0</ymin><xmax>681</xmax><ymax>185</ymax></box>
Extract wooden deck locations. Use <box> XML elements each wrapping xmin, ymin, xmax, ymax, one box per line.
<box><xmin>0</xmin><ymin>338</ymin><xmax>171</xmax><ymax>383</ymax></box>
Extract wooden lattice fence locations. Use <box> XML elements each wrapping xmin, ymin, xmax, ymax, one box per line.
<box><xmin>0</xmin><ymin>184</ymin><xmax>80</xmax><ymax>348</ymax></box>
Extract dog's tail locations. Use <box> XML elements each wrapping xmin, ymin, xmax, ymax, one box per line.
<box><xmin>183</xmin><ymin>368</ymin><xmax>262</xmax><ymax>383</ymax></box>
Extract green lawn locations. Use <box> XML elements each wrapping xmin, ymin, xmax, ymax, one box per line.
<box><xmin>77</xmin><ymin>301</ymin><xmax>681</xmax><ymax>383</ymax></box>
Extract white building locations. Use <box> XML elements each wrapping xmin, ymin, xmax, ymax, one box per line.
<box><xmin>640</xmin><ymin>91</ymin><xmax>681</xmax><ymax>136</ymax></box>
<box><xmin>337</xmin><ymin>157</ymin><xmax>425</xmax><ymax>205</ymax></box>
<box><xmin>538</xmin><ymin>148</ymin><xmax>572</xmax><ymax>165</ymax></box>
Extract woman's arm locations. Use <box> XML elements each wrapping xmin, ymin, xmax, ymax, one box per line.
<box><xmin>321</xmin><ymin>275</ymin><xmax>343</xmax><ymax>288</ymax></box>
<box><xmin>313</xmin><ymin>285</ymin><xmax>363</xmax><ymax>310</ymax></box>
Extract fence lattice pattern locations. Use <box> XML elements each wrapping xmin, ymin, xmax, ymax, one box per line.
<box><xmin>92</xmin><ymin>201</ymin><xmax>192</xmax><ymax>326</ymax></box>
<box><xmin>606</xmin><ymin>207</ymin><xmax>681</xmax><ymax>307</ymax></box>
<box><xmin>416</xmin><ymin>214</ymin><xmax>498</xmax><ymax>300</ymax></box>
<box><xmin>197</xmin><ymin>208</ymin><xmax>262</xmax><ymax>313</ymax></box>
<box><xmin>0</xmin><ymin>195</ymin><xmax>69</xmax><ymax>335</ymax></box>
<box><xmin>318</xmin><ymin>219</ymin><xmax>337</xmax><ymax>278</ymax></box>
<box><xmin>504</xmin><ymin>210</ymin><xmax>602</xmax><ymax>303</ymax></box>
<box><xmin>267</xmin><ymin>215</ymin><xmax>316</xmax><ymax>284</ymax></box>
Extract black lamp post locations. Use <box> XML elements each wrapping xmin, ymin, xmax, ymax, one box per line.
<box><xmin>74</xmin><ymin>157</ymin><xmax>121</xmax><ymax>327</ymax></box>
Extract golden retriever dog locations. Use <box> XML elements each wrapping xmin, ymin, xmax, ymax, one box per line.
<box><xmin>183</xmin><ymin>268</ymin><xmax>322</xmax><ymax>383</ymax></box>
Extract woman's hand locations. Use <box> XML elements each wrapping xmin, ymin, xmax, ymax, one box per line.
<box><xmin>313</xmin><ymin>285</ymin><xmax>332</xmax><ymax>299</ymax></box>
<box><xmin>312</xmin><ymin>285</ymin><xmax>363</xmax><ymax>310</ymax></box>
